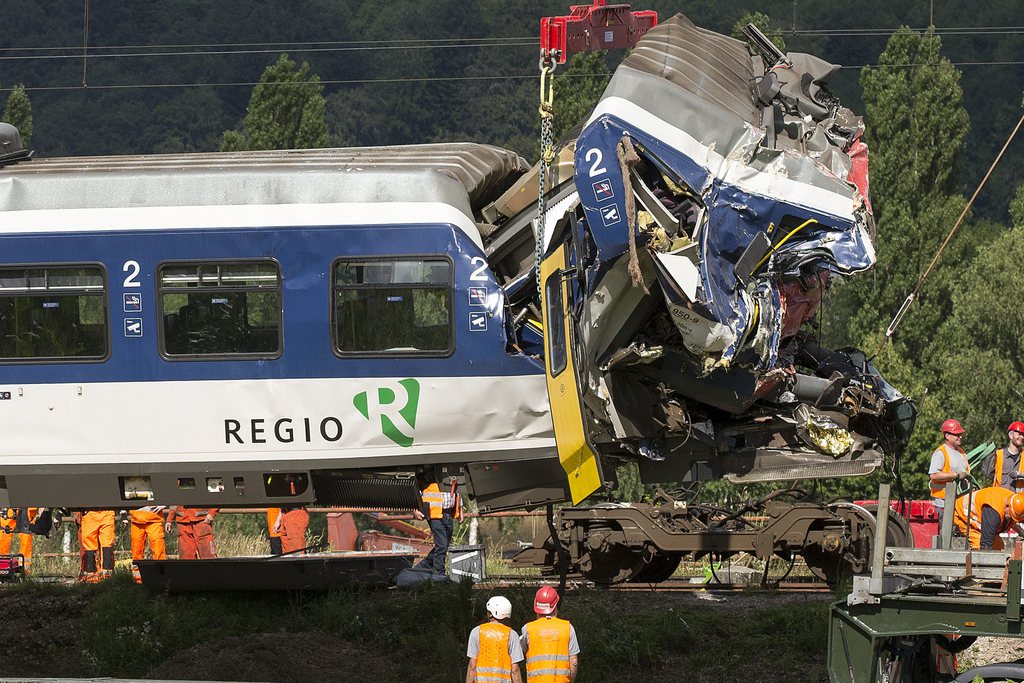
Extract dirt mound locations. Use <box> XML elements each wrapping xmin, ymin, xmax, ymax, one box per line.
<box><xmin>144</xmin><ymin>632</ymin><xmax>396</xmax><ymax>682</ymax></box>
<box><xmin>0</xmin><ymin>587</ymin><xmax>89</xmax><ymax>677</ymax></box>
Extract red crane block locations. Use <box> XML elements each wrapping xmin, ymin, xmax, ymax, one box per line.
<box><xmin>540</xmin><ymin>0</ymin><xmax>657</xmax><ymax>63</ymax></box>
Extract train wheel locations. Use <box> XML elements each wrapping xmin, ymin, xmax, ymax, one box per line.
<box><xmin>629</xmin><ymin>553</ymin><xmax>682</xmax><ymax>584</ymax></box>
<box><xmin>802</xmin><ymin>545</ymin><xmax>847</xmax><ymax>588</ymax></box>
<box><xmin>803</xmin><ymin>502</ymin><xmax>912</xmax><ymax>587</ymax></box>
<box><xmin>580</xmin><ymin>546</ymin><xmax>646</xmax><ymax>586</ymax></box>
<box><xmin>859</xmin><ymin>503</ymin><xmax>913</xmax><ymax>551</ymax></box>
<box><xmin>573</xmin><ymin>520</ymin><xmax>643</xmax><ymax>586</ymax></box>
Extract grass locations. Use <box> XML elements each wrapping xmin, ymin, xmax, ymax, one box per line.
<box><xmin>0</xmin><ymin>575</ymin><xmax>835</xmax><ymax>682</ymax></box>
<box><xmin>6</xmin><ymin>512</ymin><xmax>840</xmax><ymax>681</ymax></box>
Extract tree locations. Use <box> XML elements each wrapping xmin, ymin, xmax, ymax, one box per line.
<box><xmin>222</xmin><ymin>54</ymin><xmax>329</xmax><ymax>151</ymax></box>
<box><xmin>933</xmin><ymin>184</ymin><xmax>1024</xmax><ymax>448</ymax></box>
<box><xmin>551</xmin><ymin>51</ymin><xmax>614</xmax><ymax>144</ymax></box>
<box><xmin>826</xmin><ymin>28</ymin><xmax>970</xmax><ymax>360</ymax></box>
<box><xmin>821</xmin><ymin>28</ymin><xmax>976</xmax><ymax>496</ymax></box>
<box><xmin>2</xmin><ymin>84</ymin><xmax>32</xmax><ymax>146</ymax></box>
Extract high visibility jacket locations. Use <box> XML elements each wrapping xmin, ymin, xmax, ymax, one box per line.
<box><xmin>422</xmin><ymin>483</ymin><xmax>445</xmax><ymax>520</ymax></box>
<box><xmin>168</xmin><ymin>507</ymin><xmax>219</xmax><ymax>524</ymax></box>
<box><xmin>266</xmin><ymin>508</ymin><xmax>282</xmax><ymax>537</ymax></box>
<box><xmin>130</xmin><ymin>507</ymin><xmax>165</xmax><ymax>525</ymax></box>
<box><xmin>931</xmin><ymin>444</ymin><xmax>969</xmax><ymax>499</ymax></box>
<box><xmin>954</xmin><ymin>486</ymin><xmax>1013</xmax><ymax>549</ymax></box>
<box><xmin>992</xmin><ymin>448</ymin><xmax>1024</xmax><ymax>488</ymax></box>
<box><xmin>474</xmin><ymin>621</ymin><xmax>515</xmax><ymax>683</ymax></box>
<box><xmin>524</xmin><ymin>617</ymin><xmax>572</xmax><ymax>683</ymax></box>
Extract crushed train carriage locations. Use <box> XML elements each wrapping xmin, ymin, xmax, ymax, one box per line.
<box><xmin>492</xmin><ymin>14</ymin><xmax>916</xmax><ymax>502</ymax></box>
<box><xmin>0</xmin><ymin>13</ymin><xmax>916</xmax><ymax>583</ymax></box>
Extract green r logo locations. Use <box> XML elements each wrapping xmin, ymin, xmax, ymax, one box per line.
<box><xmin>353</xmin><ymin>378</ymin><xmax>421</xmax><ymax>447</ymax></box>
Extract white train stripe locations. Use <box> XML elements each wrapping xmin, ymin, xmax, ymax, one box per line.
<box><xmin>0</xmin><ymin>375</ymin><xmax>553</xmax><ymax>465</ymax></box>
<box><xmin>0</xmin><ymin>201</ymin><xmax>486</xmax><ymax>250</ymax></box>
<box><xmin>587</xmin><ymin>96</ymin><xmax>858</xmax><ymax>221</ymax></box>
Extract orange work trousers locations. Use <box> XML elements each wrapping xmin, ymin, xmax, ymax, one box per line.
<box><xmin>267</xmin><ymin>508</ymin><xmax>283</xmax><ymax>555</ymax></box>
<box><xmin>130</xmin><ymin>521</ymin><xmax>166</xmax><ymax>561</ymax></box>
<box><xmin>280</xmin><ymin>508</ymin><xmax>310</xmax><ymax>554</ymax></box>
<box><xmin>176</xmin><ymin>521</ymin><xmax>216</xmax><ymax>559</ymax></box>
<box><xmin>81</xmin><ymin>511</ymin><xmax>116</xmax><ymax>572</ymax></box>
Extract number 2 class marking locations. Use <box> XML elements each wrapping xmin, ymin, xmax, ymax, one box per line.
<box><xmin>122</xmin><ymin>260</ymin><xmax>141</xmax><ymax>288</ymax></box>
<box><xmin>586</xmin><ymin>148</ymin><xmax>607</xmax><ymax>178</ymax></box>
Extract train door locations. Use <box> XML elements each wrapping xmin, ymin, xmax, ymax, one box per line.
<box><xmin>538</xmin><ymin>232</ymin><xmax>603</xmax><ymax>504</ymax></box>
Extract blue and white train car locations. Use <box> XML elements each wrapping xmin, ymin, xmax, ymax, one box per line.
<box><xmin>0</xmin><ymin>141</ymin><xmax>569</xmax><ymax>510</ymax></box>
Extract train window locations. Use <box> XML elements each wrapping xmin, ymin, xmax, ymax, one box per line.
<box><xmin>544</xmin><ymin>272</ymin><xmax>568</xmax><ymax>378</ymax></box>
<box><xmin>333</xmin><ymin>257</ymin><xmax>453</xmax><ymax>356</ymax></box>
<box><xmin>0</xmin><ymin>265</ymin><xmax>108</xmax><ymax>361</ymax></box>
<box><xmin>158</xmin><ymin>260</ymin><xmax>282</xmax><ymax>359</ymax></box>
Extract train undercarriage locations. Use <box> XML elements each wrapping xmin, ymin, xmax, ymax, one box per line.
<box><xmin>511</xmin><ymin>487</ymin><xmax>912</xmax><ymax>587</ymax></box>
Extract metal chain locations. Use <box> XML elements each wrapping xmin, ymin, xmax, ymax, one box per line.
<box><xmin>535</xmin><ymin>58</ymin><xmax>556</xmax><ymax>298</ymax></box>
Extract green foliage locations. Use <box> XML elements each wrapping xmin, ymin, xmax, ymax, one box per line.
<box><xmin>222</xmin><ymin>54</ymin><xmax>330</xmax><ymax>151</ymax></box>
<box><xmin>609</xmin><ymin>461</ymin><xmax>645</xmax><ymax>502</ymax></box>
<box><xmin>2</xmin><ymin>84</ymin><xmax>32</xmax><ymax>146</ymax></box>
<box><xmin>551</xmin><ymin>51</ymin><xmax>614</xmax><ymax>144</ymax></box>
<box><xmin>826</xmin><ymin>28</ymin><xmax>971</xmax><ymax>361</ymax></box>
<box><xmin>4</xmin><ymin>579</ymin><xmax>832</xmax><ymax>682</ymax></box>
<box><xmin>820</xmin><ymin>28</ymin><xmax>987</xmax><ymax>497</ymax></box>
<box><xmin>731</xmin><ymin>11</ymin><xmax>787</xmax><ymax>53</ymax></box>
<box><xmin>934</xmin><ymin>185</ymin><xmax>1024</xmax><ymax>447</ymax></box>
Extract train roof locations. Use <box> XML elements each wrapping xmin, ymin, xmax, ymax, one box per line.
<box><xmin>600</xmin><ymin>13</ymin><xmax>865</xmax><ymax>198</ymax></box>
<box><xmin>0</xmin><ymin>143</ymin><xmax>529</xmax><ymax>238</ymax></box>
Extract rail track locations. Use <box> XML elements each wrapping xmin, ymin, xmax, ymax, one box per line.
<box><xmin>476</xmin><ymin>574</ymin><xmax>832</xmax><ymax>592</ymax></box>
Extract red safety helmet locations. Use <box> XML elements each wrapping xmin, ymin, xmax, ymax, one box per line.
<box><xmin>1009</xmin><ymin>421</ymin><xmax>1024</xmax><ymax>435</ymax></box>
<box><xmin>534</xmin><ymin>586</ymin><xmax>560</xmax><ymax>615</ymax></box>
<box><xmin>941</xmin><ymin>419</ymin><xmax>966</xmax><ymax>436</ymax></box>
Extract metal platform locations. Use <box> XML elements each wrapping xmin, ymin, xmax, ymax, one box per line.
<box><xmin>828</xmin><ymin>483</ymin><xmax>1024</xmax><ymax>682</ymax></box>
<box><xmin>137</xmin><ymin>551</ymin><xmax>415</xmax><ymax>592</ymax></box>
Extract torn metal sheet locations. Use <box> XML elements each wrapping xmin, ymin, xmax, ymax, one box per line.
<box><xmin>523</xmin><ymin>12</ymin><xmax>915</xmax><ymax>485</ymax></box>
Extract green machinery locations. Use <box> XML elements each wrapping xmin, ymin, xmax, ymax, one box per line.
<box><xmin>828</xmin><ymin>484</ymin><xmax>1024</xmax><ymax>682</ymax></box>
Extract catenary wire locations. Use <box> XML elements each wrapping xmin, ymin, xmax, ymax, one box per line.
<box><xmin>3</xmin><ymin>58</ymin><xmax>1023</xmax><ymax>94</ymax></box>
<box><xmin>0</xmin><ymin>40</ymin><xmax>538</xmax><ymax>61</ymax></box>
<box><xmin>2</xmin><ymin>24</ymin><xmax>1024</xmax><ymax>61</ymax></box>
<box><xmin>4</xmin><ymin>23</ymin><xmax>1024</xmax><ymax>55</ymax></box>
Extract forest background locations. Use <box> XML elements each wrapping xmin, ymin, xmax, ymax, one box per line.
<box><xmin>2</xmin><ymin>0</ymin><xmax>1024</xmax><ymax>504</ymax></box>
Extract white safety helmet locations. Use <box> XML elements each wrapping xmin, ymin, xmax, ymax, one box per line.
<box><xmin>485</xmin><ymin>595</ymin><xmax>512</xmax><ymax>620</ymax></box>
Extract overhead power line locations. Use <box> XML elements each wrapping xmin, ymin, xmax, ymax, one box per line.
<box><xmin>783</xmin><ymin>25</ymin><xmax>1024</xmax><ymax>36</ymax></box>
<box><xmin>2</xmin><ymin>57</ymin><xmax>1022</xmax><ymax>95</ymax></box>
<box><xmin>0</xmin><ymin>39</ymin><xmax>537</xmax><ymax>62</ymax></box>
<box><xmin>1</xmin><ymin>23</ymin><xmax>1024</xmax><ymax>61</ymax></box>
<box><xmin>0</xmin><ymin>36</ymin><xmax>538</xmax><ymax>52</ymax></box>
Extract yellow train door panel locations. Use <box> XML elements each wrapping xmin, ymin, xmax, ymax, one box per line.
<box><xmin>539</xmin><ymin>241</ymin><xmax>603</xmax><ymax>504</ymax></box>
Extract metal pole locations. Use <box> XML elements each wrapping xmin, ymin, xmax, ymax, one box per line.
<box><xmin>869</xmin><ymin>483</ymin><xmax>891</xmax><ymax>595</ymax></box>
<box><xmin>941</xmin><ymin>481</ymin><xmax>956</xmax><ymax>549</ymax></box>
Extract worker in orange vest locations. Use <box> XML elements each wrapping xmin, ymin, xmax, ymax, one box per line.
<box><xmin>466</xmin><ymin>595</ymin><xmax>524</xmax><ymax>683</ymax></box>
<box><xmin>81</xmin><ymin>510</ymin><xmax>117</xmax><ymax>581</ymax></box>
<box><xmin>165</xmin><ymin>506</ymin><xmax>218</xmax><ymax>559</ymax></box>
<box><xmin>984</xmin><ymin>421</ymin><xmax>1024</xmax><ymax>491</ymax></box>
<box><xmin>272</xmin><ymin>506</ymin><xmax>310</xmax><ymax>555</ymax></box>
<box><xmin>928</xmin><ymin>418</ymin><xmax>970</xmax><ymax>527</ymax></box>
<box><xmin>128</xmin><ymin>506</ymin><xmax>167</xmax><ymax>582</ymax></box>
<box><xmin>520</xmin><ymin>586</ymin><xmax>579</xmax><ymax>683</ymax></box>
<box><xmin>0</xmin><ymin>508</ymin><xmax>38</xmax><ymax>573</ymax></box>
<box><xmin>953</xmin><ymin>486</ymin><xmax>1024</xmax><ymax>550</ymax></box>
<box><xmin>267</xmin><ymin>508</ymin><xmax>283</xmax><ymax>555</ymax></box>
<box><xmin>412</xmin><ymin>470</ymin><xmax>462</xmax><ymax>574</ymax></box>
